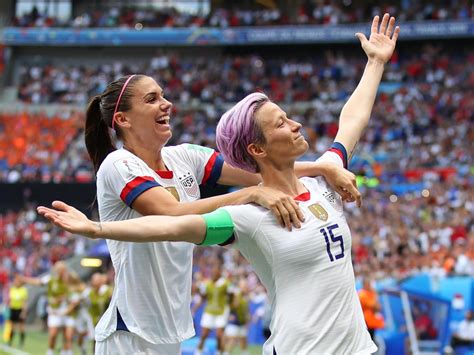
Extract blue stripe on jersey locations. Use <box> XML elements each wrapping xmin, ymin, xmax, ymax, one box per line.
<box><xmin>330</xmin><ymin>142</ymin><xmax>348</xmax><ymax>168</ymax></box>
<box><xmin>207</xmin><ymin>153</ymin><xmax>224</xmax><ymax>186</ymax></box>
<box><xmin>124</xmin><ymin>180</ymin><xmax>161</xmax><ymax>207</ymax></box>
<box><xmin>116</xmin><ymin>308</ymin><xmax>129</xmax><ymax>332</ymax></box>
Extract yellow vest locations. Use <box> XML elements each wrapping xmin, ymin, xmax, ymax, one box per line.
<box><xmin>9</xmin><ymin>286</ymin><xmax>28</xmax><ymax>310</ymax></box>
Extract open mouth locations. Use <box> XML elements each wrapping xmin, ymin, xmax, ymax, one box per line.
<box><xmin>155</xmin><ymin>116</ymin><xmax>170</xmax><ymax>125</ymax></box>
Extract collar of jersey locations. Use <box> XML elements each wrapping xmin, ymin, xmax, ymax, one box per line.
<box><xmin>155</xmin><ymin>170</ymin><xmax>173</xmax><ymax>179</ymax></box>
<box><xmin>294</xmin><ymin>191</ymin><xmax>311</xmax><ymax>201</ymax></box>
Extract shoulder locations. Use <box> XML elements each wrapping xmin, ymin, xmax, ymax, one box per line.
<box><xmin>221</xmin><ymin>204</ymin><xmax>269</xmax><ymax>238</ymax></box>
<box><xmin>98</xmin><ymin>149</ymin><xmax>141</xmax><ymax>175</ymax></box>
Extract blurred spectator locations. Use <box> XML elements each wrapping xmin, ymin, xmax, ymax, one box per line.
<box><xmin>11</xmin><ymin>1</ymin><xmax>472</xmax><ymax>28</ymax></box>
<box><xmin>447</xmin><ymin>310</ymin><xmax>474</xmax><ymax>352</ymax></box>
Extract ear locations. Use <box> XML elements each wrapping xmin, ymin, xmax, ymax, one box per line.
<box><xmin>247</xmin><ymin>142</ymin><xmax>266</xmax><ymax>161</ymax></box>
<box><xmin>113</xmin><ymin>112</ymin><xmax>131</xmax><ymax>129</ymax></box>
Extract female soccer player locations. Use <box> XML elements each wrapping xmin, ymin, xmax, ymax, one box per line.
<box><xmin>39</xmin><ymin>13</ymin><xmax>399</xmax><ymax>354</ymax></box>
<box><xmin>75</xmin><ymin>61</ymin><xmax>358</xmax><ymax>352</ymax></box>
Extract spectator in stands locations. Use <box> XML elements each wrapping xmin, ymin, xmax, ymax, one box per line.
<box><xmin>448</xmin><ymin>310</ymin><xmax>474</xmax><ymax>352</ymax></box>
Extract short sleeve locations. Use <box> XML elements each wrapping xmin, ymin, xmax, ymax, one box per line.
<box><xmin>100</xmin><ymin>153</ymin><xmax>161</xmax><ymax>208</ymax></box>
<box><xmin>222</xmin><ymin>205</ymin><xmax>264</xmax><ymax>248</ymax></box>
<box><xmin>180</xmin><ymin>144</ymin><xmax>224</xmax><ymax>186</ymax></box>
<box><xmin>317</xmin><ymin>142</ymin><xmax>348</xmax><ymax>168</ymax></box>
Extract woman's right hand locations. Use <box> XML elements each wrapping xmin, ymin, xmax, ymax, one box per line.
<box><xmin>37</xmin><ymin>201</ymin><xmax>98</xmax><ymax>238</ymax></box>
<box><xmin>249</xmin><ymin>186</ymin><xmax>305</xmax><ymax>231</ymax></box>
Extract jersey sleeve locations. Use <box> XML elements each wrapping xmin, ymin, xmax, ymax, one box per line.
<box><xmin>180</xmin><ymin>144</ymin><xmax>224</xmax><ymax>186</ymax></box>
<box><xmin>221</xmin><ymin>205</ymin><xmax>263</xmax><ymax>248</ymax></box>
<box><xmin>100</xmin><ymin>154</ymin><xmax>161</xmax><ymax>208</ymax></box>
<box><xmin>317</xmin><ymin>142</ymin><xmax>348</xmax><ymax>169</ymax></box>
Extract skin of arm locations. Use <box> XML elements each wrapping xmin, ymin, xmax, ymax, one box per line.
<box><xmin>334</xmin><ymin>14</ymin><xmax>399</xmax><ymax>160</ymax></box>
<box><xmin>20</xmin><ymin>276</ymin><xmax>44</xmax><ymax>286</ymax></box>
<box><xmin>217</xmin><ymin>161</ymin><xmax>352</xmax><ymax>186</ymax></box>
<box><xmin>334</xmin><ymin>60</ymin><xmax>384</xmax><ymax>159</ymax></box>
<box><xmin>93</xmin><ymin>214</ymin><xmax>207</xmax><ymax>244</ymax></box>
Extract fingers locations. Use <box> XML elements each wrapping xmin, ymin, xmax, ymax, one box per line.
<box><xmin>371</xmin><ymin>15</ymin><xmax>379</xmax><ymax>34</ymax></box>
<box><xmin>270</xmin><ymin>204</ymin><xmax>285</xmax><ymax>230</ymax></box>
<box><xmin>344</xmin><ymin>183</ymin><xmax>362</xmax><ymax>208</ymax></box>
<box><xmin>37</xmin><ymin>206</ymin><xmax>59</xmax><ymax>217</ymax></box>
<box><xmin>392</xmin><ymin>26</ymin><xmax>400</xmax><ymax>42</ymax></box>
<box><xmin>52</xmin><ymin>200</ymin><xmax>71</xmax><ymax>212</ymax></box>
<box><xmin>379</xmin><ymin>13</ymin><xmax>390</xmax><ymax>34</ymax></box>
<box><xmin>282</xmin><ymin>199</ymin><xmax>303</xmax><ymax>230</ymax></box>
<box><xmin>276</xmin><ymin>201</ymin><xmax>292</xmax><ymax>231</ymax></box>
<box><xmin>385</xmin><ymin>16</ymin><xmax>395</xmax><ymax>37</ymax></box>
<box><xmin>355</xmin><ymin>32</ymin><xmax>368</xmax><ymax>45</ymax></box>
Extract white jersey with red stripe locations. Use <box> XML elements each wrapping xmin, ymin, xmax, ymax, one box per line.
<box><xmin>222</xmin><ymin>149</ymin><xmax>376</xmax><ymax>355</ymax></box>
<box><xmin>95</xmin><ymin>144</ymin><xmax>223</xmax><ymax>344</ymax></box>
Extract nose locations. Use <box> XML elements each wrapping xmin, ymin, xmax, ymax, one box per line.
<box><xmin>290</xmin><ymin>119</ymin><xmax>302</xmax><ymax>131</ymax></box>
<box><xmin>160</xmin><ymin>97</ymin><xmax>173</xmax><ymax>113</ymax></box>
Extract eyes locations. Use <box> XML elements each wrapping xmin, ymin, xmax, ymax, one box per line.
<box><xmin>145</xmin><ymin>92</ymin><xmax>166</xmax><ymax>104</ymax></box>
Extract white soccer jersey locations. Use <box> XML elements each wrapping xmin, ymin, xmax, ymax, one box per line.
<box><xmin>95</xmin><ymin>144</ymin><xmax>224</xmax><ymax>344</ymax></box>
<box><xmin>222</xmin><ymin>149</ymin><xmax>376</xmax><ymax>355</ymax></box>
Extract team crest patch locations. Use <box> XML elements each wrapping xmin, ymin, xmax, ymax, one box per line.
<box><xmin>308</xmin><ymin>203</ymin><xmax>328</xmax><ymax>221</ymax></box>
<box><xmin>165</xmin><ymin>186</ymin><xmax>180</xmax><ymax>201</ymax></box>
<box><xmin>179</xmin><ymin>172</ymin><xmax>199</xmax><ymax>198</ymax></box>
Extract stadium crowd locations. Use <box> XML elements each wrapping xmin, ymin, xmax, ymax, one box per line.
<box><xmin>10</xmin><ymin>45</ymin><xmax>473</xmax><ymax>184</ymax></box>
<box><xmin>12</xmin><ymin>1</ymin><xmax>472</xmax><ymax>28</ymax></box>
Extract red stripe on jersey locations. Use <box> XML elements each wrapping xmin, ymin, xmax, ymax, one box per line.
<box><xmin>328</xmin><ymin>148</ymin><xmax>345</xmax><ymax>166</ymax></box>
<box><xmin>294</xmin><ymin>191</ymin><xmax>311</xmax><ymax>201</ymax></box>
<box><xmin>120</xmin><ymin>176</ymin><xmax>156</xmax><ymax>202</ymax></box>
<box><xmin>202</xmin><ymin>152</ymin><xmax>218</xmax><ymax>185</ymax></box>
<box><xmin>155</xmin><ymin>170</ymin><xmax>173</xmax><ymax>179</ymax></box>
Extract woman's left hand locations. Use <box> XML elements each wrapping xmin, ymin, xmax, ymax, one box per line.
<box><xmin>356</xmin><ymin>13</ymin><xmax>400</xmax><ymax>64</ymax></box>
<box><xmin>323</xmin><ymin>164</ymin><xmax>361</xmax><ymax>207</ymax></box>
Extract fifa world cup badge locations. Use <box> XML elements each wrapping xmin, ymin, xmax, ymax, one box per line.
<box><xmin>308</xmin><ymin>203</ymin><xmax>329</xmax><ymax>221</ymax></box>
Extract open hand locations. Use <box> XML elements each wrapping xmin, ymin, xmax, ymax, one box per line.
<box><xmin>356</xmin><ymin>13</ymin><xmax>400</xmax><ymax>64</ymax></box>
<box><xmin>37</xmin><ymin>201</ymin><xmax>97</xmax><ymax>238</ymax></box>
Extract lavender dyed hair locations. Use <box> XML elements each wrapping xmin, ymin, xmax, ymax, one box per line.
<box><xmin>216</xmin><ymin>92</ymin><xmax>270</xmax><ymax>173</ymax></box>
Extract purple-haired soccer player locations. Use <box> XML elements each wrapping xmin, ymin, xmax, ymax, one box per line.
<box><xmin>39</xmin><ymin>14</ymin><xmax>399</xmax><ymax>354</ymax></box>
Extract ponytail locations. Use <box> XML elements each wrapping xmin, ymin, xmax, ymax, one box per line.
<box><xmin>84</xmin><ymin>74</ymin><xmax>143</xmax><ymax>173</ymax></box>
<box><xmin>85</xmin><ymin>95</ymin><xmax>116</xmax><ymax>173</ymax></box>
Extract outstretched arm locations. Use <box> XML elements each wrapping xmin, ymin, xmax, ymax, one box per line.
<box><xmin>335</xmin><ymin>13</ymin><xmax>400</xmax><ymax>160</ymax></box>
<box><xmin>38</xmin><ymin>201</ymin><xmax>207</xmax><ymax>244</ymax></box>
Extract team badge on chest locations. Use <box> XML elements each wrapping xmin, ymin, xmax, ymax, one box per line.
<box><xmin>308</xmin><ymin>203</ymin><xmax>329</xmax><ymax>221</ymax></box>
<box><xmin>179</xmin><ymin>172</ymin><xmax>200</xmax><ymax>198</ymax></box>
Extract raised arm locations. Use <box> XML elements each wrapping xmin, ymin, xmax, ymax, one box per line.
<box><xmin>335</xmin><ymin>14</ymin><xmax>399</xmax><ymax>160</ymax></box>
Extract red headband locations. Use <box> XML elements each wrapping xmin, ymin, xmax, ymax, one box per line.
<box><xmin>112</xmin><ymin>75</ymin><xmax>136</xmax><ymax>130</ymax></box>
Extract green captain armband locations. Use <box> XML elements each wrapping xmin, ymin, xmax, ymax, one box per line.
<box><xmin>199</xmin><ymin>209</ymin><xmax>235</xmax><ymax>246</ymax></box>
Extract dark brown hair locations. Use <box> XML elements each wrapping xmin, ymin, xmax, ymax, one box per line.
<box><xmin>84</xmin><ymin>75</ymin><xmax>145</xmax><ymax>173</ymax></box>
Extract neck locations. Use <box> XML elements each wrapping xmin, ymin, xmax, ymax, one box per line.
<box><xmin>258</xmin><ymin>162</ymin><xmax>306</xmax><ymax>197</ymax></box>
<box><xmin>123</xmin><ymin>141</ymin><xmax>166</xmax><ymax>171</ymax></box>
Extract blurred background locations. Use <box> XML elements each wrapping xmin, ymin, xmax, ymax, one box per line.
<box><xmin>0</xmin><ymin>0</ymin><xmax>472</xmax><ymax>354</ymax></box>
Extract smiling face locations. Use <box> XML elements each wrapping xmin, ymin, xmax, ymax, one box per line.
<box><xmin>117</xmin><ymin>76</ymin><xmax>173</xmax><ymax>149</ymax></box>
<box><xmin>250</xmin><ymin>102</ymin><xmax>309</xmax><ymax>168</ymax></box>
